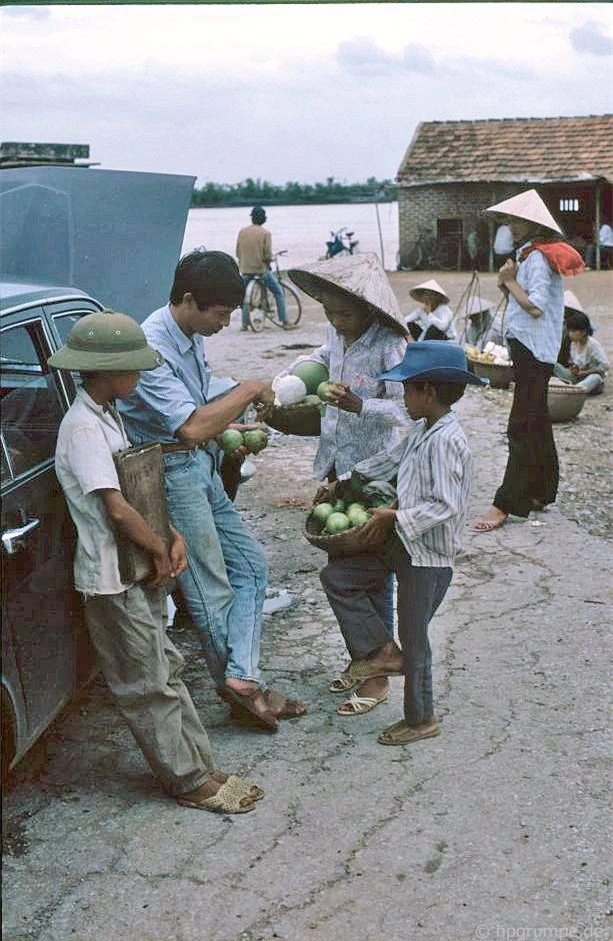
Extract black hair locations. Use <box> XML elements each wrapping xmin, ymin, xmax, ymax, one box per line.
<box><xmin>565</xmin><ymin>310</ymin><xmax>593</xmax><ymax>336</ymax></box>
<box><xmin>251</xmin><ymin>206</ymin><xmax>266</xmax><ymax>225</ymax></box>
<box><xmin>406</xmin><ymin>380</ymin><xmax>467</xmax><ymax>406</ymax></box>
<box><xmin>170</xmin><ymin>250</ymin><xmax>244</xmax><ymax>309</ymax></box>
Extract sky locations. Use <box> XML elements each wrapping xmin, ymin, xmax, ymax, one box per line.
<box><xmin>1</xmin><ymin>2</ymin><xmax>612</xmax><ymax>187</ymax></box>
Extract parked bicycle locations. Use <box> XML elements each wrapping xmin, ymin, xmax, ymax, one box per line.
<box><xmin>243</xmin><ymin>251</ymin><xmax>303</xmax><ymax>332</ymax></box>
<box><xmin>325</xmin><ymin>226</ymin><xmax>359</xmax><ymax>259</ymax></box>
<box><xmin>397</xmin><ymin>229</ymin><xmax>462</xmax><ymax>272</ymax></box>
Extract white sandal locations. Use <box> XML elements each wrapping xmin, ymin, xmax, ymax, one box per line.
<box><xmin>329</xmin><ymin>672</ymin><xmax>360</xmax><ymax>693</ymax></box>
<box><xmin>337</xmin><ymin>691</ymin><xmax>388</xmax><ymax>716</ymax></box>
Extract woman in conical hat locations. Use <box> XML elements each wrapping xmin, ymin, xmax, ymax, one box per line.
<box><xmin>474</xmin><ymin>189</ymin><xmax>584</xmax><ymax>532</ymax></box>
<box><xmin>405</xmin><ymin>279</ymin><xmax>456</xmax><ymax>342</ymax></box>
<box><xmin>285</xmin><ymin>252</ymin><xmax>411</xmax><ymax>708</ymax></box>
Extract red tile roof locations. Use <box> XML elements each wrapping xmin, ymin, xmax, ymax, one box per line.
<box><xmin>396</xmin><ymin>115</ymin><xmax>613</xmax><ymax>185</ymax></box>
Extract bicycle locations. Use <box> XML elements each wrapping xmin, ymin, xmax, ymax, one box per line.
<box><xmin>325</xmin><ymin>227</ymin><xmax>359</xmax><ymax>259</ymax></box>
<box><xmin>397</xmin><ymin>230</ymin><xmax>462</xmax><ymax>272</ymax></box>
<box><xmin>243</xmin><ymin>251</ymin><xmax>303</xmax><ymax>332</ymax></box>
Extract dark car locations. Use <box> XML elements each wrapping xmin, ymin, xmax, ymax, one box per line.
<box><xmin>1</xmin><ymin>165</ymin><xmax>196</xmax><ymax>777</ymax></box>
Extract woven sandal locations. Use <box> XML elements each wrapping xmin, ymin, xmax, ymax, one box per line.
<box><xmin>224</xmin><ymin>774</ymin><xmax>264</xmax><ymax>802</ymax></box>
<box><xmin>377</xmin><ymin>719</ymin><xmax>440</xmax><ymax>746</ymax></box>
<box><xmin>347</xmin><ymin>659</ymin><xmax>404</xmax><ymax>682</ymax></box>
<box><xmin>177</xmin><ymin>778</ymin><xmax>256</xmax><ymax>813</ymax></box>
<box><xmin>337</xmin><ymin>691</ymin><xmax>388</xmax><ymax>716</ymax></box>
<box><xmin>329</xmin><ymin>671</ymin><xmax>360</xmax><ymax>693</ymax></box>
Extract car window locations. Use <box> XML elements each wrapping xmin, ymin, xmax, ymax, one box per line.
<box><xmin>1</xmin><ymin>320</ymin><xmax>64</xmax><ymax>481</ymax></box>
<box><xmin>53</xmin><ymin>311</ymin><xmax>88</xmax><ymax>345</ymax></box>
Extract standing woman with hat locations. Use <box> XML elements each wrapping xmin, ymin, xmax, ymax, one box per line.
<box><xmin>474</xmin><ymin>189</ymin><xmax>585</xmax><ymax>532</ymax></box>
<box><xmin>405</xmin><ymin>279</ymin><xmax>456</xmax><ymax>342</ymax></box>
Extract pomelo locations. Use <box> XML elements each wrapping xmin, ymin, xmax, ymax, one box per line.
<box><xmin>311</xmin><ymin>502</ymin><xmax>334</xmax><ymax>523</ymax></box>
<box><xmin>218</xmin><ymin>429</ymin><xmax>244</xmax><ymax>452</ymax></box>
<box><xmin>292</xmin><ymin>361</ymin><xmax>329</xmax><ymax>395</ymax></box>
<box><xmin>243</xmin><ymin>429</ymin><xmax>268</xmax><ymax>454</ymax></box>
<box><xmin>349</xmin><ymin>509</ymin><xmax>370</xmax><ymax>528</ymax></box>
<box><xmin>324</xmin><ymin>512</ymin><xmax>351</xmax><ymax>534</ymax></box>
<box><xmin>332</xmin><ymin>499</ymin><xmax>345</xmax><ymax>513</ymax></box>
<box><xmin>347</xmin><ymin>503</ymin><xmax>368</xmax><ymax>522</ymax></box>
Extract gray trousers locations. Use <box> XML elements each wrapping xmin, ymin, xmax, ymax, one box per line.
<box><xmin>320</xmin><ymin>534</ymin><xmax>452</xmax><ymax>724</ymax></box>
<box><xmin>84</xmin><ymin>586</ymin><xmax>214</xmax><ymax>796</ymax></box>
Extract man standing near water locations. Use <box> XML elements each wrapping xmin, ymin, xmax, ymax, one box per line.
<box><xmin>236</xmin><ymin>206</ymin><xmax>293</xmax><ymax>330</ymax></box>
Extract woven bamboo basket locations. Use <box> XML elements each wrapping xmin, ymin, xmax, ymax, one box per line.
<box><xmin>304</xmin><ymin>510</ymin><xmax>387</xmax><ymax>557</ymax></box>
<box><xmin>267</xmin><ymin>402</ymin><xmax>322</xmax><ymax>436</ymax></box>
<box><xmin>547</xmin><ymin>383</ymin><xmax>587</xmax><ymax>422</ymax></box>
<box><xmin>467</xmin><ymin>357</ymin><xmax>514</xmax><ymax>390</ymax></box>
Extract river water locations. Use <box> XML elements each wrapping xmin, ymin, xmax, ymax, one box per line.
<box><xmin>182</xmin><ymin>201</ymin><xmax>399</xmax><ymax>271</ymax></box>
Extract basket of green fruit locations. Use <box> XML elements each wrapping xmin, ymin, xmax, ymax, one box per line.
<box><xmin>267</xmin><ymin>361</ymin><xmax>331</xmax><ymax>437</ymax></box>
<box><xmin>304</xmin><ymin>474</ymin><xmax>396</xmax><ymax>557</ymax></box>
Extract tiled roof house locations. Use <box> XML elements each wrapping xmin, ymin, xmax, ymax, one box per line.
<box><xmin>395</xmin><ymin>115</ymin><xmax>613</xmax><ymax>271</ymax></box>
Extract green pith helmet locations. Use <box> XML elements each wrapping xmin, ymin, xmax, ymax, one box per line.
<box><xmin>48</xmin><ymin>310</ymin><xmax>163</xmax><ymax>372</ymax></box>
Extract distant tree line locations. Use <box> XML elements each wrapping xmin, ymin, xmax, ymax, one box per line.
<box><xmin>190</xmin><ymin>176</ymin><xmax>396</xmax><ymax>207</ymax></box>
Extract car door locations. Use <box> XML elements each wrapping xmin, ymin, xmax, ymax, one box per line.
<box><xmin>1</xmin><ymin>309</ymin><xmax>90</xmax><ymax>766</ymax></box>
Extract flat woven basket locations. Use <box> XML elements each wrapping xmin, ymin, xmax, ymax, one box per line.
<box><xmin>467</xmin><ymin>357</ymin><xmax>514</xmax><ymax>390</ymax></box>
<box><xmin>304</xmin><ymin>511</ymin><xmax>386</xmax><ymax>557</ymax></box>
<box><xmin>267</xmin><ymin>403</ymin><xmax>321</xmax><ymax>436</ymax></box>
<box><xmin>547</xmin><ymin>383</ymin><xmax>587</xmax><ymax>422</ymax></box>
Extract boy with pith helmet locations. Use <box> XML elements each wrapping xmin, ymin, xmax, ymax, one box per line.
<box><xmin>49</xmin><ymin>310</ymin><xmax>262</xmax><ymax>812</ymax></box>
<box><xmin>319</xmin><ymin>342</ymin><xmax>486</xmax><ymax>746</ymax></box>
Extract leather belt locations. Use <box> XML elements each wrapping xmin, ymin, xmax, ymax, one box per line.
<box><xmin>160</xmin><ymin>442</ymin><xmax>196</xmax><ymax>454</ymax></box>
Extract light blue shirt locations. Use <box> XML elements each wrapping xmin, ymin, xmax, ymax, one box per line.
<box><xmin>504</xmin><ymin>243</ymin><xmax>564</xmax><ymax>365</ymax></box>
<box><xmin>118</xmin><ymin>304</ymin><xmax>213</xmax><ymax>448</ymax></box>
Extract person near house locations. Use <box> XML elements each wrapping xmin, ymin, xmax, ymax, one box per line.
<box><xmin>493</xmin><ymin>223</ymin><xmax>515</xmax><ymax>267</ymax></box>
<box><xmin>319</xmin><ymin>341</ymin><xmax>486</xmax><ymax>746</ymax></box>
<box><xmin>458</xmin><ymin>296</ymin><xmax>504</xmax><ymax>352</ymax></box>
<box><xmin>584</xmin><ymin>221</ymin><xmax>613</xmax><ymax>270</ymax></box>
<box><xmin>236</xmin><ymin>205</ymin><xmax>292</xmax><ymax>330</ymax></box>
<box><xmin>48</xmin><ymin>310</ymin><xmax>263</xmax><ymax>813</ymax></box>
<box><xmin>118</xmin><ymin>250</ymin><xmax>307</xmax><ymax>732</ymax></box>
<box><xmin>553</xmin><ymin>309</ymin><xmax>609</xmax><ymax>395</ymax></box>
<box><xmin>285</xmin><ymin>252</ymin><xmax>412</xmax><ymax>715</ymax></box>
<box><xmin>473</xmin><ymin>189</ymin><xmax>585</xmax><ymax>532</ymax></box>
<box><xmin>405</xmin><ymin>280</ymin><xmax>456</xmax><ymax>342</ymax></box>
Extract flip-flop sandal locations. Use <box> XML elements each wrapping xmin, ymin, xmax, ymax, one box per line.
<box><xmin>264</xmin><ymin>689</ymin><xmax>308</xmax><ymax>720</ymax></box>
<box><xmin>176</xmin><ymin>778</ymin><xmax>256</xmax><ymax>813</ymax></box>
<box><xmin>218</xmin><ymin>686</ymin><xmax>279</xmax><ymax>732</ymax></box>
<box><xmin>329</xmin><ymin>671</ymin><xmax>360</xmax><ymax>693</ymax></box>
<box><xmin>377</xmin><ymin>720</ymin><xmax>440</xmax><ymax>746</ymax></box>
<box><xmin>337</xmin><ymin>691</ymin><xmax>388</xmax><ymax>716</ymax></box>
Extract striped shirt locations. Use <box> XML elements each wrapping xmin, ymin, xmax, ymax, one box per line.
<box><xmin>354</xmin><ymin>411</ymin><xmax>472</xmax><ymax>568</ymax></box>
<box><xmin>504</xmin><ymin>243</ymin><xmax>564</xmax><ymax>365</ymax></box>
<box><xmin>117</xmin><ymin>304</ymin><xmax>214</xmax><ymax>450</ymax></box>
<box><xmin>286</xmin><ymin>320</ymin><xmax>412</xmax><ymax>479</ymax></box>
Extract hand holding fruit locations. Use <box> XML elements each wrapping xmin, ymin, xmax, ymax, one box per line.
<box><xmin>217</xmin><ymin>426</ymin><xmax>269</xmax><ymax>457</ymax></box>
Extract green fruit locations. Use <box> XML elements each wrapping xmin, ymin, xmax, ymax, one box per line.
<box><xmin>324</xmin><ymin>512</ymin><xmax>351</xmax><ymax>534</ymax></box>
<box><xmin>311</xmin><ymin>502</ymin><xmax>334</xmax><ymax>523</ymax></box>
<box><xmin>316</xmin><ymin>380</ymin><xmax>335</xmax><ymax>401</ymax></box>
<box><xmin>332</xmin><ymin>499</ymin><xmax>345</xmax><ymax>513</ymax></box>
<box><xmin>243</xmin><ymin>429</ymin><xmax>268</xmax><ymax>454</ymax></box>
<box><xmin>302</xmin><ymin>394</ymin><xmax>323</xmax><ymax>406</ymax></box>
<box><xmin>349</xmin><ymin>509</ymin><xmax>370</xmax><ymax>528</ymax></box>
<box><xmin>218</xmin><ymin>429</ymin><xmax>244</xmax><ymax>452</ymax></box>
<box><xmin>292</xmin><ymin>361</ymin><xmax>329</xmax><ymax>395</ymax></box>
<box><xmin>347</xmin><ymin>503</ymin><xmax>368</xmax><ymax>522</ymax></box>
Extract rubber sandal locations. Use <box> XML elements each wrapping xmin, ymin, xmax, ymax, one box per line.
<box><xmin>329</xmin><ymin>671</ymin><xmax>360</xmax><ymax>693</ymax></box>
<box><xmin>218</xmin><ymin>686</ymin><xmax>279</xmax><ymax>732</ymax></box>
<box><xmin>264</xmin><ymin>689</ymin><xmax>308</xmax><ymax>719</ymax></box>
<box><xmin>377</xmin><ymin>719</ymin><xmax>440</xmax><ymax>746</ymax></box>
<box><xmin>337</xmin><ymin>691</ymin><xmax>388</xmax><ymax>716</ymax></box>
<box><xmin>176</xmin><ymin>778</ymin><xmax>256</xmax><ymax>813</ymax></box>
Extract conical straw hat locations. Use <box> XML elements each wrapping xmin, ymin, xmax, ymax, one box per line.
<box><xmin>563</xmin><ymin>290</ymin><xmax>584</xmax><ymax>314</ymax></box>
<box><xmin>288</xmin><ymin>252</ymin><xmax>406</xmax><ymax>336</ymax></box>
<box><xmin>409</xmin><ymin>279</ymin><xmax>450</xmax><ymax>305</ymax></box>
<box><xmin>485</xmin><ymin>189</ymin><xmax>563</xmax><ymax>236</ymax></box>
<box><xmin>466</xmin><ymin>296</ymin><xmax>495</xmax><ymax>316</ymax></box>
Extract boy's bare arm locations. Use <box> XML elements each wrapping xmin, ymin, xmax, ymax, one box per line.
<box><xmin>100</xmin><ymin>489</ymin><xmax>176</xmax><ymax>586</ymax></box>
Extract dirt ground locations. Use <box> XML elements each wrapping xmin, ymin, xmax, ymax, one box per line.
<box><xmin>2</xmin><ymin>268</ymin><xmax>611</xmax><ymax>941</ymax></box>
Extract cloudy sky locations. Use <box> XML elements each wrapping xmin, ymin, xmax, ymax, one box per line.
<box><xmin>1</xmin><ymin>3</ymin><xmax>612</xmax><ymax>186</ymax></box>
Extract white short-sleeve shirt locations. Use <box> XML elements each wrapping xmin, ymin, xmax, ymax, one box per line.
<box><xmin>55</xmin><ymin>388</ymin><xmax>132</xmax><ymax>595</ymax></box>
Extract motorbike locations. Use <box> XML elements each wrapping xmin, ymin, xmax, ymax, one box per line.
<box><xmin>325</xmin><ymin>226</ymin><xmax>359</xmax><ymax>259</ymax></box>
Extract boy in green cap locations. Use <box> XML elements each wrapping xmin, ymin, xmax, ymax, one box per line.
<box><xmin>48</xmin><ymin>309</ymin><xmax>262</xmax><ymax>813</ymax></box>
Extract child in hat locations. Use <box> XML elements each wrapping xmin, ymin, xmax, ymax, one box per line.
<box><xmin>49</xmin><ymin>310</ymin><xmax>262</xmax><ymax>813</ymax></box>
<box><xmin>405</xmin><ymin>280</ymin><xmax>456</xmax><ymax>342</ymax></box>
<box><xmin>458</xmin><ymin>296</ymin><xmax>503</xmax><ymax>352</ymax></box>
<box><xmin>553</xmin><ymin>309</ymin><xmax>609</xmax><ymax>395</ymax></box>
<box><xmin>473</xmin><ymin>189</ymin><xmax>585</xmax><ymax>532</ymax></box>
<box><xmin>285</xmin><ymin>253</ymin><xmax>412</xmax><ymax>711</ymax></box>
<box><xmin>319</xmin><ymin>342</ymin><xmax>487</xmax><ymax>745</ymax></box>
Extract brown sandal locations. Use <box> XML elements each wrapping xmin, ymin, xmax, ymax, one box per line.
<box><xmin>264</xmin><ymin>689</ymin><xmax>308</xmax><ymax>720</ymax></box>
<box><xmin>218</xmin><ymin>686</ymin><xmax>279</xmax><ymax>732</ymax></box>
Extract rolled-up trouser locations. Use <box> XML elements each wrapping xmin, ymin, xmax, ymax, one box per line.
<box><xmin>320</xmin><ymin>534</ymin><xmax>452</xmax><ymax>724</ymax></box>
<box><xmin>163</xmin><ymin>449</ymin><xmax>268</xmax><ymax>687</ymax></box>
<box><xmin>84</xmin><ymin>586</ymin><xmax>214</xmax><ymax>796</ymax></box>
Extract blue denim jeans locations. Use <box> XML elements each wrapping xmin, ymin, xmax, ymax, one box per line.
<box><xmin>242</xmin><ymin>271</ymin><xmax>288</xmax><ymax>326</ymax></box>
<box><xmin>163</xmin><ymin>449</ymin><xmax>268</xmax><ymax>687</ymax></box>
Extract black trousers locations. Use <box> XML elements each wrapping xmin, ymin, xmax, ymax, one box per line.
<box><xmin>407</xmin><ymin>323</ymin><xmax>448</xmax><ymax>342</ymax></box>
<box><xmin>494</xmin><ymin>339</ymin><xmax>558</xmax><ymax>517</ymax></box>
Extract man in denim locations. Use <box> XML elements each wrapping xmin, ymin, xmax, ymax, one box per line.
<box><xmin>236</xmin><ymin>206</ymin><xmax>291</xmax><ymax>330</ymax></box>
<box><xmin>119</xmin><ymin>250</ymin><xmax>306</xmax><ymax>731</ymax></box>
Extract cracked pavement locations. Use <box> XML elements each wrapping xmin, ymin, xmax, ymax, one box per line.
<box><xmin>2</xmin><ymin>272</ymin><xmax>611</xmax><ymax>941</ymax></box>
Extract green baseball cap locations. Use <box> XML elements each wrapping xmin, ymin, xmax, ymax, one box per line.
<box><xmin>48</xmin><ymin>310</ymin><xmax>163</xmax><ymax>372</ymax></box>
